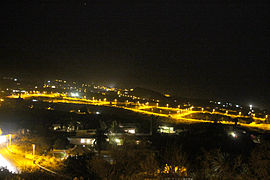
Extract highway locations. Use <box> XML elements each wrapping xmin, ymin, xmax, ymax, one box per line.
<box><xmin>7</xmin><ymin>93</ymin><xmax>270</xmax><ymax>131</ymax></box>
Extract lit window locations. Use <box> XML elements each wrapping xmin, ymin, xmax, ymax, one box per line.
<box><xmin>127</xmin><ymin>129</ymin><xmax>135</xmax><ymax>134</ymax></box>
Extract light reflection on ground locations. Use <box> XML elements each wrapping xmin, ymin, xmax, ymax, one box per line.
<box><xmin>0</xmin><ymin>153</ymin><xmax>18</xmax><ymax>173</ymax></box>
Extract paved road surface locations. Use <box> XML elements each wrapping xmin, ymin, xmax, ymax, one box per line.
<box><xmin>0</xmin><ymin>146</ymin><xmax>35</xmax><ymax>173</ymax></box>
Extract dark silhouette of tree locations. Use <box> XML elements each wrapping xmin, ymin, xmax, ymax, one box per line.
<box><xmin>249</xmin><ymin>142</ymin><xmax>270</xmax><ymax>179</ymax></box>
<box><xmin>63</xmin><ymin>153</ymin><xmax>98</xmax><ymax>179</ymax></box>
<box><xmin>199</xmin><ymin>149</ymin><xmax>249</xmax><ymax>179</ymax></box>
<box><xmin>0</xmin><ymin>167</ymin><xmax>65</xmax><ymax>180</ymax></box>
<box><xmin>91</xmin><ymin>144</ymin><xmax>158</xmax><ymax>179</ymax></box>
<box><xmin>94</xmin><ymin>128</ymin><xmax>107</xmax><ymax>156</ymax></box>
<box><xmin>53</xmin><ymin>137</ymin><xmax>70</xmax><ymax>149</ymax></box>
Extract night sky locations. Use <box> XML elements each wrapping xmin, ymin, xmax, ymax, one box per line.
<box><xmin>1</xmin><ymin>1</ymin><xmax>270</xmax><ymax>108</ymax></box>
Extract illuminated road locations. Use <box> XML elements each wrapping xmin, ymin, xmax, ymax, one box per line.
<box><xmin>7</xmin><ymin>93</ymin><xmax>270</xmax><ymax>131</ymax></box>
<box><xmin>0</xmin><ymin>153</ymin><xmax>17</xmax><ymax>173</ymax></box>
<box><xmin>0</xmin><ymin>147</ymin><xmax>35</xmax><ymax>173</ymax></box>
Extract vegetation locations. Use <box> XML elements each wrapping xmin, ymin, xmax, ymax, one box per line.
<box><xmin>1</xmin><ymin>100</ymin><xmax>270</xmax><ymax>179</ymax></box>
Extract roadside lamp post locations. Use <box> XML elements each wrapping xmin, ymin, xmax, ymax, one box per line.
<box><xmin>125</xmin><ymin>100</ymin><xmax>128</xmax><ymax>107</ymax></box>
<box><xmin>32</xmin><ymin>144</ymin><xmax>35</xmax><ymax>156</ymax></box>
<box><xmin>9</xmin><ymin>134</ymin><xmax>11</xmax><ymax>146</ymax></box>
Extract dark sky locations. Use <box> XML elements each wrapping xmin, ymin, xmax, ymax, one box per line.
<box><xmin>1</xmin><ymin>1</ymin><xmax>270</xmax><ymax>108</ymax></box>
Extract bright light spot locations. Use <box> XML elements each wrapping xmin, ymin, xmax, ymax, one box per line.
<box><xmin>51</xmin><ymin>86</ymin><xmax>56</xmax><ymax>89</ymax></box>
<box><xmin>86</xmin><ymin>139</ymin><xmax>92</xmax><ymax>144</ymax></box>
<box><xmin>0</xmin><ymin>154</ymin><xmax>18</xmax><ymax>173</ymax></box>
<box><xmin>217</xmin><ymin>102</ymin><xmax>221</xmax><ymax>104</ymax></box>
<box><xmin>96</xmin><ymin>111</ymin><xmax>100</xmax><ymax>115</ymax></box>
<box><xmin>32</xmin><ymin>99</ymin><xmax>38</xmax><ymax>102</ymax></box>
<box><xmin>127</xmin><ymin>129</ymin><xmax>135</xmax><ymax>134</ymax></box>
<box><xmin>71</xmin><ymin>92</ymin><xmax>79</xmax><ymax>97</ymax></box>
<box><xmin>14</xmin><ymin>78</ymin><xmax>17</xmax><ymax>81</ymax></box>
<box><xmin>158</xmin><ymin>126</ymin><xmax>175</xmax><ymax>134</ymax></box>
<box><xmin>114</xmin><ymin>138</ymin><xmax>122</xmax><ymax>145</ymax></box>
<box><xmin>0</xmin><ymin>136</ymin><xmax>7</xmax><ymax>144</ymax></box>
<box><xmin>229</xmin><ymin>132</ymin><xmax>237</xmax><ymax>138</ymax></box>
<box><xmin>81</xmin><ymin>139</ymin><xmax>86</xmax><ymax>143</ymax></box>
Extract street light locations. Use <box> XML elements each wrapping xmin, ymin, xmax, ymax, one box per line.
<box><xmin>9</xmin><ymin>134</ymin><xmax>11</xmax><ymax>146</ymax></box>
<box><xmin>32</xmin><ymin>144</ymin><xmax>35</xmax><ymax>156</ymax></box>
